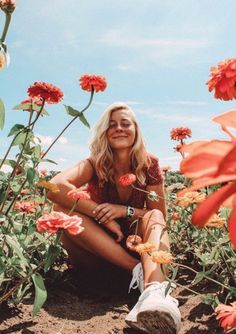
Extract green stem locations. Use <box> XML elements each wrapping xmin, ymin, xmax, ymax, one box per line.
<box><xmin>0</xmin><ymin>13</ymin><xmax>11</xmax><ymax>44</ymax></box>
<box><xmin>68</xmin><ymin>199</ymin><xmax>79</xmax><ymax>216</ymax></box>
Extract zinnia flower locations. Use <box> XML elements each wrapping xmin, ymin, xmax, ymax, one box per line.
<box><xmin>135</xmin><ymin>242</ymin><xmax>157</xmax><ymax>255</ymax></box>
<box><xmin>20</xmin><ymin>97</ymin><xmax>43</xmax><ymax>112</ymax></box>
<box><xmin>215</xmin><ymin>301</ymin><xmax>236</xmax><ymax>331</ymax></box>
<box><xmin>151</xmin><ymin>250</ymin><xmax>173</xmax><ymax>264</ymax></box>
<box><xmin>0</xmin><ymin>51</ymin><xmax>5</xmax><ymax>71</ymax></box>
<box><xmin>0</xmin><ymin>0</ymin><xmax>16</xmax><ymax>14</ymax></box>
<box><xmin>119</xmin><ymin>173</ymin><xmax>136</xmax><ymax>187</ymax></box>
<box><xmin>36</xmin><ymin>211</ymin><xmax>84</xmax><ymax>235</ymax></box>
<box><xmin>37</xmin><ymin>181</ymin><xmax>59</xmax><ymax>193</ymax></box>
<box><xmin>27</xmin><ymin>82</ymin><xmax>64</xmax><ymax>104</ymax></box>
<box><xmin>79</xmin><ymin>74</ymin><xmax>107</xmax><ymax>93</ymax></box>
<box><xmin>14</xmin><ymin>201</ymin><xmax>36</xmax><ymax>213</ymax></box>
<box><xmin>171</xmin><ymin>212</ymin><xmax>180</xmax><ymax>222</ymax></box>
<box><xmin>67</xmin><ymin>188</ymin><xmax>91</xmax><ymax>200</ymax></box>
<box><xmin>207</xmin><ymin>58</ymin><xmax>236</xmax><ymax>101</ymax></box>
<box><xmin>126</xmin><ymin>235</ymin><xmax>142</xmax><ymax>251</ymax></box>
<box><xmin>205</xmin><ymin>214</ymin><xmax>225</xmax><ymax>228</ymax></box>
<box><xmin>170</xmin><ymin>127</ymin><xmax>192</xmax><ymax>141</ymax></box>
<box><xmin>177</xmin><ymin>191</ymin><xmax>206</xmax><ymax>207</ymax></box>
<box><xmin>178</xmin><ymin>110</ymin><xmax>236</xmax><ymax>247</ymax></box>
<box><xmin>39</xmin><ymin>168</ymin><xmax>47</xmax><ymax>178</ymax></box>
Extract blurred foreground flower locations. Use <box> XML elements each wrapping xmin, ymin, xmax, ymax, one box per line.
<box><xmin>170</xmin><ymin>127</ymin><xmax>192</xmax><ymax>141</ymax></box>
<box><xmin>0</xmin><ymin>0</ymin><xmax>16</xmax><ymax>13</ymax></box>
<box><xmin>151</xmin><ymin>250</ymin><xmax>173</xmax><ymax>264</ymax></box>
<box><xmin>215</xmin><ymin>301</ymin><xmax>236</xmax><ymax>332</ymax></box>
<box><xmin>126</xmin><ymin>234</ymin><xmax>142</xmax><ymax>251</ymax></box>
<box><xmin>28</xmin><ymin>82</ymin><xmax>64</xmax><ymax>104</ymax></box>
<box><xmin>37</xmin><ymin>181</ymin><xmax>59</xmax><ymax>193</ymax></box>
<box><xmin>67</xmin><ymin>188</ymin><xmax>91</xmax><ymax>200</ymax></box>
<box><xmin>79</xmin><ymin>74</ymin><xmax>107</xmax><ymax>92</ymax></box>
<box><xmin>179</xmin><ymin>109</ymin><xmax>236</xmax><ymax>247</ymax></box>
<box><xmin>36</xmin><ymin>211</ymin><xmax>84</xmax><ymax>235</ymax></box>
<box><xmin>207</xmin><ymin>57</ymin><xmax>236</xmax><ymax>101</ymax></box>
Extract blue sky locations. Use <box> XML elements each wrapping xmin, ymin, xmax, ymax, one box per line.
<box><xmin>1</xmin><ymin>0</ymin><xmax>236</xmax><ymax>171</ymax></box>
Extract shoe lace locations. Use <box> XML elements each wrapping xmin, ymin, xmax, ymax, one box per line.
<box><xmin>128</xmin><ymin>263</ymin><xmax>144</xmax><ymax>293</ymax></box>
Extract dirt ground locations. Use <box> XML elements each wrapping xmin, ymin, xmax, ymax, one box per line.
<box><xmin>0</xmin><ymin>264</ymin><xmax>229</xmax><ymax>334</ymax></box>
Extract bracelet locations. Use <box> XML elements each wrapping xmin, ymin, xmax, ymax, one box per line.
<box><xmin>126</xmin><ymin>206</ymin><xmax>135</xmax><ymax>218</ymax></box>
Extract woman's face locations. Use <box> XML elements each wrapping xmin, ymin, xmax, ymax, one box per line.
<box><xmin>106</xmin><ymin>109</ymin><xmax>136</xmax><ymax>150</ymax></box>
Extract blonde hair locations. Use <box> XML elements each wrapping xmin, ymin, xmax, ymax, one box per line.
<box><xmin>89</xmin><ymin>102</ymin><xmax>152</xmax><ymax>186</ymax></box>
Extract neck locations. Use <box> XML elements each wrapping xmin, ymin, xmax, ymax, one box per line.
<box><xmin>113</xmin><ymin>149</ymin><xmax>131</xmax><ymax>175</ymax></box>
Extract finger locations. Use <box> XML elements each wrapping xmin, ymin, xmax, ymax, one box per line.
<box><xmin>116</xmin><ymin>232</ymin><xmax>124</xmax><ymax>243</ymax></box>
<box><xmin>92</xmin><ymin>203</ymin><xmax>107</xmax><ymax>215</ymax></box>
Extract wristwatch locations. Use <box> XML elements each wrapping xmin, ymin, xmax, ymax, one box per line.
<box><xmin>126</xmin><ymin>206</ymin><xmax>135</xmax><ymax>218</ymax></box>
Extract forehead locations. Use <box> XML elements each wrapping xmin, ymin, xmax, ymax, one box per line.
<box><xmin>109</xmin><ymin>109</ymin><xmax>132</xmax><ymax>121</ymax></box>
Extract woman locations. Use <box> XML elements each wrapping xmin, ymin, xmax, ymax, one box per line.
<box><xmin>48</xmin><ymin>102</ymin><xmax>181</xmax><ymax>333</ymax></box>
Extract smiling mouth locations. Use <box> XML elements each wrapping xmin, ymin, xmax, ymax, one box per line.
<box><xmin>112</xmin><ymin>136</ymin><xmax>128</xmax><ymax>139</ymax></box>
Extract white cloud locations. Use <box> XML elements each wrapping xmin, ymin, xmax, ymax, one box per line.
<box><xmin>35</xmin><ymin>134</ymin><xmax>68</xmax><ymax>146</ymax></box>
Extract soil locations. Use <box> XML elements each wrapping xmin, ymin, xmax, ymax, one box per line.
<box><xmin>0</xmin><ymin>264</ymin><xmax>230</xmax><ymax>334</ymax></box>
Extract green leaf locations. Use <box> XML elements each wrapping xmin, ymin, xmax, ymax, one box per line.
<box><xmin>0</xmin><ymin>159</ymin><xmax>16</xmax><ymax>168</ymax></box>
<box><xmin>13</xmin><ymin>103</ymin><xmax>49</xmax><ymax>116</ymax></box>
<box><xmin>64</xmin><ymin>104</ymin><xmax>80</xmax><ymax>117</ymax></box>
<box><xmin>32</xmin><ymin>272</ymin><xmax>47</xmax><ymax>316</ymax></box>
<box><xmin>44</xmin><ymin>245</ymin><xmax>61</xmax><ymax>272</ymax></box>
<box><xmin>27</xmin><ymin>167</ymin><xmax>37</xmax><ymax>186</ymax></box>
<box><xmin>8</xmin><ymin>124</ymin><xmax>25</xmax><ymax>137</ymax></box>
<box><xmin>78</xmin><ymin>112</ymin><xmax>90</xmax><ymax>128</ymax></box>
<box><xmin>5</xmin><ymin>235</ymin><xmax>28</xmax><ymax>269</ymax></box>
<box><xmin>0</xmin><ymin>98</ymin><xmax>5</xmax><ymax>130</ymax></box>
<box><xmin>12</xmin><ymin>131</ymin><xmax>28</xmax><ymax>146</ymax></box>
<box><xmin>192</xmin><ymin>271</ymin><xmax>205</xmax><ymax>285</ymax></box>
<box><xmin>41</xmin><ymin>158</ymin><xmax>57</xmax><ymax>165</ymax></box>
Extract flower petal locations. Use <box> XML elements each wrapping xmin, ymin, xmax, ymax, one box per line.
<box><xmin>228</xmin><ymin>207</ymin><xmax>236</xmax><ymax>248</ymax></box>
<box><xmin>213</xmin><ymin>109</ymin><xmax>236</xmax><ymax>129</ymax></box>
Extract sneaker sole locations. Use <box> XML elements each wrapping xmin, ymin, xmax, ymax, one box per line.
<box><xmin>137</xmin><ymin>310</ymin><xmax>177</xmax><ymax>334</ymax></box>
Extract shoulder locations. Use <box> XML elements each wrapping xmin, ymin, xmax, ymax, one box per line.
<box><xmin>145</xmin><ymin>153</ymin><xmax>163</xmax><ymax>185</ymax></box>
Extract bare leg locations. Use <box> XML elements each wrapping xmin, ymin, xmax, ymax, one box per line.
<box><xmin>54</xmin><ymin>205</ymin><xmax>139</xmax><ymax>271</ymax></box>
<box><xmin>139</xmin><ymin>209</ymin><xmax>170</xmax><ymax>285</ymax></box>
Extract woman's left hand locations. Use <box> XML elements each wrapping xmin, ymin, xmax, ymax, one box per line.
<box><xmin>93</xmin><ymin>203</ymin><xmax>126</xmax><ymax>224</ymax></box>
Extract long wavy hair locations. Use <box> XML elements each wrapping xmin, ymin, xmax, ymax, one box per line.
<box><xmin>89</xmin><ymin>102</ymin><xmax>152</xmax><ymax>186</ymax></box>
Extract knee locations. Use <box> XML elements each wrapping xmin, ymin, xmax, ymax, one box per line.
<box><xmin>142</xmin><ymin>209</ymin><xmax>165</xmax><ymax>228</ymax></box>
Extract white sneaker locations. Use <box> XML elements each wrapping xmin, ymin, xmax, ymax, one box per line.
<box><xmin>125</xmin><ymin>281</ymin><xmax>181</xmax><ymax>333</ymax></box>
<box><xmin>128</xmin><ymin>262</ymin><xmax>144</xmax><ymax>294</ymax></box>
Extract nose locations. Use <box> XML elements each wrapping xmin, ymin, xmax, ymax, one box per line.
<box><xmin>115</xmin><ymin>123</ymin><xmax>123</xmax><ymax>131</ymax></box>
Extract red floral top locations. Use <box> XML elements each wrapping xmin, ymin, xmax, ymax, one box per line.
<box><xmin>86</xmin><ymin>155</ymin><xmax>163</xmax><ymax>209</ymax></box>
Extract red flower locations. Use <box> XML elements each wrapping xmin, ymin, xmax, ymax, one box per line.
<box><xmin>14</xmin><ymin>201</ymin><xmax>36</xmax><ymax>213</ymax></box>
<box><xmin>215</xmin><ymin>301</ymin><xmax>236</xmax><ymax>331</ymax></box>
<box><xmin>27</xmin><ymin>82</ymin><xmax>64</xmax><ymax>104</ymax></box>
<box><xmin>36</xmin><ymin>211</ymin><xmax>84</xmax><ymax>235</ymax></box>
<box><xmin>207</xmin><ymin>58</ymin><xmax>236</xmax><ymax>101</ymax></box>
<box><xmin>20</xmin><ymin>97</ymin><xmax>43</xmax><ymax>112</ymax></box>
<box><xmin>126</xmin><ymin>235</ymin><xmax>142</xmax><ymax>251</ymax></box>
<box><xmin>170</xmin><ymin>127</ymin><xmax>192</xmax><ymax>141</ymax></box>
<box><xmin>79</xmin><ymin>74</ymin><xmax>107</xmax><ymax>93</ymax></box>
<box><xmin>0</xmin><ymin>0</ymin><xmax>16</xmax><ymax>13</ymax></box>
<box><xmin>178</xmin><ymin>110</ymin><xmax>236</xmax><ymax>247</ymax></box>
<box><xmin>119</xmin><ymin>173</ymin><xmax>136</xmax><ymax>187</ymax></box>
<box><xmin>67</xmin><ymin>189</ymin><xmax>91</xmax><ymax>200</ymax></box>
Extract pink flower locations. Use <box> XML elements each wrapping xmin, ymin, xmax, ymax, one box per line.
<box><xmin>126</xmin><ymin>235</ymin><xmax>142</xmax><ymax>251</ymax></box>
<box><xmin>67</xmin><ymin>189</ymin><xmax>91</xmax><ymax>200</ymax></box>
<box><xmin>36</xmin><ymin>211</ymin><xmax>84</xmax><ymax>235</ymax></box>
<box><xmin>207</xmin><ymin>58</ymin><xmax>236</xmax><ymax>101</ymax></box>
<box><xmin>39</xmin><ymin>168</ymin><xmax>47</xmax><ymax>178</ymax></box>
<box><xmin>0</xmin><ymin>0</ymin><xmax>16</xmax><ymax>14</ymax></box>
<box><xmin>215</xmin><ymin>301</ymin><xmax>236</xmax><ymax>331</ymax></box>
<box><xmin>14</xmin><ymin>201</ymin><xmax>36</xmax><ymax>213</ymax></box>
<box><xmin>119</xmin><ymin>173</ymin><xmax>136</xmax><ymax>187</ymax></box>
<box><xmin>27</xmin><ymin>82</ymin><xmax>64</xmax><ymax>104</ymax></box>
<box><xmin>79</xmin><ymin>74</ymin><xmax>107</xmax><ymax>92</ymax></box>
<box><xmin>170</xmin><ymin>127</ymin><xmax>192</xmax><ymax>141</ymax></box>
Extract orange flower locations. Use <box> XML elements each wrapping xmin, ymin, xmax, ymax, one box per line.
<box><xmin>0</xmin><ymin>0</ymin><xmax>16</xmax><ymax>13</ymax></box>
<box><xmin>126</xmin><ymin>235</ymin><xmax>142</xmax><ymax>251</ymax></box>
<box><xmin>119</xmin><ymin>173</ymin><xmax>136</xmax><ymax>187</ymax></box>
<box><xmin>177</xmin><ymin>191</ymin><xmax>206</xmax><ymax>207</ymax></box>
<box><xmin>170</xmin><ymin>127</ymin><xmax>192</xmax><ymax>141</ymax></box>
<box><xmin>67</xmin><ymin>189</ymin><xmax>91</xmax><ymax>200</ymax></box>
<box><xmin>14</xmin><ymin>201</ymin><xmax>36</xmax><ymax>213</ymax></box>
<box><xmin>207</xmin><ymin>58</ymin><xmax>236</xmax><ymax>101</ymax></box>
<box><xmin>205</xmin><ymin>214</ymin><xmax>225</xmax><ymax>228</ymax></box>
<box><xmin>171</xmin><ymin>212</ymin><xmax>180</xmax><ymax>222</ymax></box>
<box><xmin>178</xmin><ymin>111</ymin><xmax>236</xmax><ymax>248</ymax></box>
<box><xmin>79</xmin><ymin>74</ymin><xmax>107</xmax><ymax>93</ymax></box>
<box><xmin>151</xmin><ymin>250</ymin><xmax>173</xmax><ymax>264</ymax></box>
<box><xmin>36</xmin><ymin>211</ymin><xmax>84</xmax><ymax>235</ymax></box>
<box><xmin>0</xmin><ymin>51</ymin><xmax>5</xmax><ymax>71</ymax></box>
<box><xmin>28</xmin><ymin>82</ymin><xmax>64</xmax><ymax>104</ymax></box>
<box><xmin>135</xmin><ymin>242</ymin><xmax>157</xmax><ymax>255</ymax></box>
<box><xmin>37</xmin><ymin>181</ymin><xmax>59</xmax><ymax>193</ymax></box>
<box><xmin>215</xmin><ymin>301</ymin><xmax>236</xmax><ymax>331</ymax></box>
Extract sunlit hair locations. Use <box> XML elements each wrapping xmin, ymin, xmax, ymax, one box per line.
<box><xmin>89</xmin><ymin>102</ymin><xmax>152</xmax><ymax>186</ymax></box>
